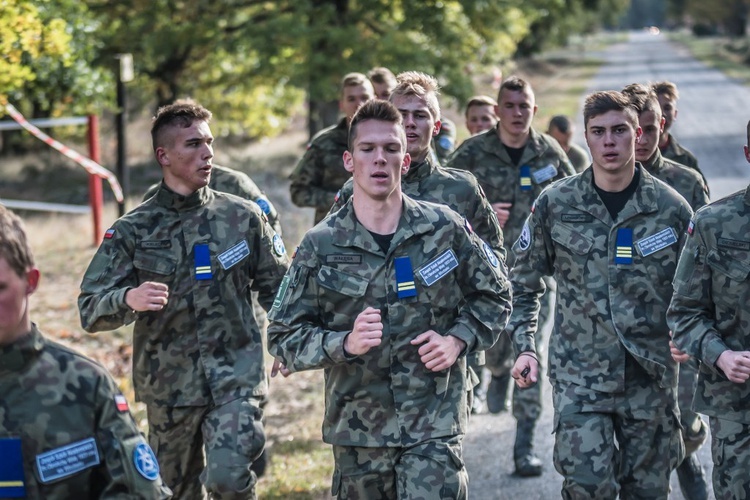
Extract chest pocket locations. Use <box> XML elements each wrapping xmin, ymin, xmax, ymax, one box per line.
<box><xmin>133</xmin><ymin>251</ymin><xmax>177</xmax><ymax>284</ymax></box>
<box><xmin>550</xmin><ymin>224</ymin><xmax>593</xmax><ymax>282</ymax></box>
<box><xmin>706</xmin><ymin>249</ymin><xmax>750</xmax><ymax>309</ymax></box>
<box><xmin>317</xmin><ymin>265</ymin><xmax>369</xmax><ymax>298</ymax></box>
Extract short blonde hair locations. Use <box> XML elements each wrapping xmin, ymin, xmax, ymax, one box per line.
<box><xmin>392</xmin><ymin>71</ymin><xmax>441</xmax><ymax>121</ymax></box>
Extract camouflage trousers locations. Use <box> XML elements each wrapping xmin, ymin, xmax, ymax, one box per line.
<box><xmin>331</xmin><ymin>435</ymin><xmax>467</xmax><ymax>499</ymax></box>
<box><xmin>709</xmin><ymin>417</ymin><xmax>750</xmax><ymax>500</ymax></box>
<box><xmin>677</xmin><ymin>358</ymin><xmax>708</xmax><ymax>455</ymax></box>
<box><xmin>552</xmin><ymin>360</ymin><xmax>684</xmax><ymax>499</ymax></box>
<box><xmin>485</xmin><ymin>281</ymin><xmax>554</xmax><ymax>422</ymax></box>
<box><xmin>147</xmin><ymin>396</ymin><xmax>265</xmax><ymax>499</ymax></box>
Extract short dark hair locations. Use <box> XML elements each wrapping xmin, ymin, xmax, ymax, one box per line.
<box><xmin>151</xmin><ymin>99</ymin><xmax>212</xmax><ymax>151</ymax></box>
<box><xmin>621</xmin><ymin>83</ymin><xmax>661</xmax><ymax>117</ymax></box>
<box><xmin>746</xmin><ymin>119</ymin><xmax>750</xmax><ymax>146</ymax></box>
<box><xmin>548</xmin><ymin>115</ymin><xmax>572</xmax><ymax>134</ymax></box>
<box><xmin>348</xmin><ymin>100</ymin><xmax>405</xmax><ymax>150</ymax></box>
<box><xmin>0</xmin><ymin>206</ymin><xmax>34</xmax><ymax>277</ymax></box>
<box><xmin>498</xmin><ymin>76</ymin><xmax>534</xmax><ymax>102</ymax></box>
<box><xmin>583</xmin><ymin>91</ymin><xmax>638</xmax><ymax>129</ymax></box>
<box><xmin>368</xmin><ymin>67</ymin><xmax>397</xmax><ymax>87</ymax></box>
<box><xmin>341</xmin><ymin>72</ymin><xmax>374</xmax><ymax>96</ymax></box>
<box><xmin>465</xmin><ymin>95</ymin><xmax>497</xmax><ymax>117</ymax></box>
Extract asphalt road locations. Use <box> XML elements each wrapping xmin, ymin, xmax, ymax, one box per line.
<box><xmin>464</xmin><ymin>30</ymin><xmax>750</xmax><ymax>499</ymax></box>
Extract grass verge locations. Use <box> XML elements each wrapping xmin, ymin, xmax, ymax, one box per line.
<box><xmin>670</xmin><ymin>32</ymin><xmax>750</xmax><ymax>85</ymax></box>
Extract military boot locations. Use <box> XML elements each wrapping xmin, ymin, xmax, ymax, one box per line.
<box><xmin>486</xmin><ymin>373</ymin><xmax>511</xmax><ymax>414</ymax></box>
<box><xmin>513</xmin><ymin>420</ymin><xmax>543</xmax><ymax>477</ymax></box>
<box><xmin>676</xmin><ymin>454</ymin><xmax>709</xmax><ymax>500</ymax></box>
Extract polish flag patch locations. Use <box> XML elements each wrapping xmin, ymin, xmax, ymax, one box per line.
<box><xmin>114</xmin><ymin>394</ymin><xmax>130</xmax><ymax>412</ymax></box>
<box><xmin>104</xmin><ymin>228</ymin><xmax>116</xmax><ymax>239</ymax></box>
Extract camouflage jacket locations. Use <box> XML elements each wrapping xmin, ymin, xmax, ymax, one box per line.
<box><xmin>143</xmin><ymin>165</ymin><xmax>282</xmax><ymax>235</ymax></box>
<box><xmin>0</xmin><ymin>325</ymin><xmax>172</xmax><ymax>499</ymax></box>
<box><xmin>510</xmin><ymin>167</ymin><xmax>693</xmax><ymax>393</ymax></box>
<box><xmin>432</xmin><ymin>116</ymin><xmax>456</xmax><ymax>164</ymax></box>
<box><xmin>267</xmin><ymin>195</ymin><xmax>512</xmax><ymax>447</ymax></box>
<box><xmin>330</xmin><ymin>154</ymin><xmax>506</xmax><ymax>262</ymax></box>
<box><xmin>289</xmin><ymin>118</ymin><xmax>350</xmax><ymax>224</ymax></box>
<box><xmin>566</xmin><ymin>142</ymin><xmax>590</xmax><ymax>173</ymax></box>
<box><xmin>660</xmin><ymin>134</ymin><xmax>706</xmax><ymax>186</ymax></box>
<box><xmin>78</xmin><ymin>185</ymin><xmax>289</xmax><ymax>407</ymax></box>
<box><xmin>643</xmin><ymin>150</ymin><xmax>709</xmax><ymax>211</ymax></box>
<box><xmin>668</xmin><ymin>185</ymin><xmax>750</xmax><ymax>424</ymax></box>
<box><xmin>446</xmin><ymin>125</ymin><xmax>576</xmax><ymax>261</ymax></box>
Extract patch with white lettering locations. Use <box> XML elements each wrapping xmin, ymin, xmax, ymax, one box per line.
<box><xmin>635</xmin><ymin>227</ymin><xmax>678</xmax><ymax>257</ymax></box>
<box><xmin>517</xmin><ymin>222</ymin><xmax>532</xmax><ymax>251</ymax></box>
<box><xmin>137</xmin><ymin>240</ymin><xmax>172</xmax><ymax>250</ymax></box>
<box><xmin>532</xmin><ymin>164</ymin><xmax>558</xmax><ymax>184</ymax></box>
<box><xmin>483</xmin><ymin>241</ymin><xmax>499</xmax><ymax>267</ymax></box>
<box><xmin>561</xmin><ymin>213</ymin><xmax>592</xmax><ymax>223</ymax></box>
<box><xmin>272</xmin><ymin>275</ymin><xmax>291</xmax><ymax>310</ymax></box>
<box><xmin>218</xmin><ymin>240</ymin><xmax>250</xmax><ymax>270</ymax></box>
<box><xmin>36</xmin><ymin>437</ymin><xmax>100</xmax><ymax>483</ymax></box>
<box><xmin>326</xmin><ymin>254</ymin><xmax>363</xmax><ymax>264</ymax></box>
<box><xmin>718</xmin><ymin>237</ymin><xmax>750</xmax><ymax>251</ymax></box>
<box><xmin>133</xmin><ymin>442</ymin><xmax>160</xmax><ymax>481</ymax></box>
<box><xmin>418</xmin><ymin>249</ymin><xmax>459</xmax><ymax>286</ymax></box>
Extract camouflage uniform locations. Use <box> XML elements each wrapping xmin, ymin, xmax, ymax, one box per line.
<box><xmin>511</xmin><ymin>167</ymin><xmax>690</xmax><ymax>498</ymax></box>
<box><xmin>267</xmin><ymin>195</ymin><xmax>512</xmax><ymax>498</ymax></box>
<box><xmin>78</xmin><ymin>185</ymin><xmax>289</xmax><ymax>499</ymax></box>
<box><xmin>432</xmin><ymin>116</ymin><xmax>457</xmax><ymax>164</ymax></box>
<box><xmin>289</xmin><ymin>118</ymin><xmax>350</xmax><ymax>224</ymax></box>
<box><xmin>661</xmin><ymin>134</ymin><xmax>707</xmax><ymax>188</ymax></box>
<box><xmin>330</xmin><ymin>153</ymin><xmax>507</xmax><ymax>414</ymax></box>
<box><xmin>0</xmin><ymin>324</ymin><xmax>172</xmax><ymax>499</ymax></box>
<box><xmin>143</xmin><ymin>164</ymin><xmax>283</xmax><ymax>236</ymax></box>
<box><xmin>644</xmin><ymin>150</ymin><xmax>709</xmax><ymax>212</ymax></box>
<box><xmin>566</xmin><ymin>142</ymin><xmax>590</xmax><ymax>173</ymax></box>
<box><xmin>447</xmin><ymin>125</ymin><xmax>575</xmax><ymax>424</ymax></box>
<box><xmin>668</xmin><ymin>185</ymin><xmax>750</xmax><ymax>500</ymax></box>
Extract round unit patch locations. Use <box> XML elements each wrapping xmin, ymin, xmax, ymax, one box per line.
<box><xmin>255</xmin><ymin>197</ymin><xmax>272</xmax><ymax>215</ymax></box>
<box><xmin>438</xmin><ymin>136</ymin><xmax>454</xmax><ymax>151</ymax></box>
<box><xmin>482</xmin><ymin>241</ymin><xmax>499</xmax><ymax>267</ymax></box>
<box><xmin>518</xmin><ymin>222</ymin><xmax>532</xmax><ymax>251</ymax></box>
<box><xmin>273</xmin><ymin>234</ymin><xmax>286</xmax><ymax>256</ymax></box>
<box><xmin>133</xmin><ymin>442</ymin><xmax>159</xmax><ymax>481</ymax></box>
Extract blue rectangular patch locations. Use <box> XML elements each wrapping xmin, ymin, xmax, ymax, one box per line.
<box><xmin>615</xmin><ymin>228</ymin><xmax>633</xmax><ymax>265</ymax></box>
<box><xmin>418</xmin><ymin>250</ymin><xmax>459</xmax><ymax>286</ymax></box>
<box><xmin>36</xmin><ymin>437</ymin><xmax>100</xmax><ymax>484</ymax></box>
<box><xmin>532</xmin><ymin>164</ymin><xmax>558</xmax><ymax>184</ymax></box>
<box><xmin>217</xmin><ymin>240</ymin><xmax>250</xmax><ymax>270</ymax></box>
<box><xmin>194</xmin><ymin>243</ymin><xmax>213</xmax><ymax>280</ymax></box>
<box><xmin>635</xmin><ymin>227</ymin><xmax>678</xmax><ymax>257</ymax></box>
<box><xmin>394</xmin><ymin>256</ymin><xmax>417</xmax><ymax>299</ymax></box>
<box><xmin>519</xmin><ymin>165</ymin><xmax>532</xmax><ymax>191</ymax></box>
<box><xmin>0</xmin><ymin>438</ymin><xmax>26</xmax><ymax>497</ymax></box>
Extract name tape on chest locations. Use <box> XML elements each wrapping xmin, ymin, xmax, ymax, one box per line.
<box><xmin>418</xmin><ymin>249</ymin><xmax>459</xmax><ymax>286</ymax></box>
<box><xmin>326</xmin><ymin>254</ymin><xmax>363</xmax><ymax>264</ymax></box>
<box><xmin>561</xmin><ymin>213</ymin><xmax>592</xmax><ymax>223</ymax></box>
<box><xmin>137</xmin><ymin>240</ymin><xmax>172</xmax><ymax>250</ymax></box>
<box><xmin>718</xmin><ymin>237</ymin><xmax>750</xmax><ymax>251</ymax></box>
<box><xmin>635</xmin><ymin>227</ymin><xmax>678</xmax><ymax>257</ymax></box>
<box><xmin>0</xmin><ymin>438</ymin><xmax>25</xmax><ymax>498</ymax></box>
<box><xmin>532</xmin><ymin>164</ymin><xmax>558</xmax><ymax>184</ymax></box>
<box><xmin>218</xmin><ymin>240</ymin><xmax>250</xmax><ymax>270</ymax></box>
<box><xmin>36</xmin><ymin>437</ymin><xmax>100</xmax><ymax>483</ymax></box>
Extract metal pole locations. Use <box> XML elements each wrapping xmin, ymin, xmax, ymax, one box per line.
<box><xmin>116</xmin><ymin>76</ymin><xmax>127</xmax><ymax>217</ymax></box>
<box><xmin>87</xmin><ymin>115</ymin><xmax>103</xmax><ymax>246</ymax></box>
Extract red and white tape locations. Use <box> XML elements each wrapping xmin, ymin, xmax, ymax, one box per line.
<box><xmin>4</xmin><ymin>103</ymin><xmax>124</xmax><ymax>203</ymax></box>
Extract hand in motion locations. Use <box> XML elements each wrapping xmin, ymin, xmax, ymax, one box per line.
<box><xmin>125</xmin><ymin>281</ymin><xmax>169</xmax><ymax>312</ymax></box>
<box><xmin>492</xmin><ymin>202</ymin><xmax>512</xmax><ymax>228</ymax></box>
<box><xmin>716</xmin><ymin>350</ymin><xmax>750</xmax><ymax>384</ymax></box>
<box><xmin>511</xmin><ymin>352</ymin><xmax>539</xmax><ymax>388</ymax></box>
<box><xmin>344</xmin><ymin>307</ymin><xmax>383</xmax><ymax>356</ymax></box>
<box><xmin>270</xmin><ymin>358</ymin><xmax>292</xmax><ymax>378</ymax></box>
<box><xmin>411</xmin><ymin>330</ymin><xmax>465</xmax><ymax>372</ymax></box>
<box><xmin>669</xmin><ymin>331</ymin><xmax>690</xmax><ymax>363</ymax></box>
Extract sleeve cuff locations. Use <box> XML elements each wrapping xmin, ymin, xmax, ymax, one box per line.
<box><xmin>447</xmin><ymin>323</ymin><xmax>475</xmax><ymax>354</ymax></box>
<box><xmin>324</xmin><ymin>330</ymin><xmax>358</xmax><ymax>363</ymax></box>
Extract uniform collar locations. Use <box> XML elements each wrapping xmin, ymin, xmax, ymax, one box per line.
<box><xmin>573</xmin><ymin>164</ymin><xmax>659</xmax><ymax>223</ymax></box>
<box><xmin>331</xmin><ymin>195</ymin><xmax>437</xmax><ymax>255</ymax></box>
<box><xmin>642</xmin><ymin>149</ymin><xmax>665</xmax><ymax>174</ymax></box>
<box><xmin>404</xmin><ymin>155</ymin><xmax>438</xmax><ymax>183</ymax></box>
<box><xmin>155</xmin><ymin>183</ymin><xmax>213</xmax><ymax>210</ymax></box>
<box><xmin>0</xmin><ymin>324</ymin><xmax>44</xmax><ymax>375</ymax></box>
<box><xmin>744</xmin><ymin>184</ymin><xmax>750</xmax><ymax>207</ymax></box>
<box><xmin>481</xmin><ymin>125</ymin><xmax>548</xmax><ymax>163</ymax></box>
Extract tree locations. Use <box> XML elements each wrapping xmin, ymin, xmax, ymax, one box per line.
<box><xmin>0</xmin><ymin>0</ymin><xmax>71</xmax><ymax>108</ymax></box>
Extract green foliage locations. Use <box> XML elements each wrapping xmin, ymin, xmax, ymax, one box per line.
<box><xmin>0</xmin><ymin>0</ymin><xmax>72</xmax><ymax>108</ymax></box>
